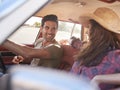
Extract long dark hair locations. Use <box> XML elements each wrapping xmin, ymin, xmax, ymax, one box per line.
<box><xmin>76</xmin><ymin>20</ymin><xmax>118</xmax><ymax>67</ymax></box>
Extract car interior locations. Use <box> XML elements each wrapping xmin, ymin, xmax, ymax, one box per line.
<box><xmin>1</xmin><ymin>0</ymin><xmax>120</xmax><ymax>72</ymax></box>
<box><xmin>0</xmin><ymin>0</ymin><xmax>120</xmax><ymax>89</ymax></box>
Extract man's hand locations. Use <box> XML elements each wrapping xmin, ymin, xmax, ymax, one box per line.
<box><xmin>12</xmin><ymin>55</ymin><xmax>24</xmax><ymax>64</ymax></box>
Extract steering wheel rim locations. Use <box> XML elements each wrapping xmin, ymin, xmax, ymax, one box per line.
<box><xmin>0</xmin><ymin>53</ymin><xmax>6</xmax><ymax>74</ymax></box>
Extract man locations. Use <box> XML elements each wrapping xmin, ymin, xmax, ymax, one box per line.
<box><xmin>2</xmin><ymin>14</ymin><xmax>63</xmax><ymax>68</ymax></box>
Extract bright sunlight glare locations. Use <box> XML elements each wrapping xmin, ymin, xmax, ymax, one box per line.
<box><xmin>25</xmin><ymin>17</ymin><xmax>41</xmax><ymax>25</ymax></box>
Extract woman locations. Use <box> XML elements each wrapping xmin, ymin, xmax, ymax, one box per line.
<box><xmin>71</xmin><ymin>7</ymin><xmax>120</xmax><ymax>90</ymax></box>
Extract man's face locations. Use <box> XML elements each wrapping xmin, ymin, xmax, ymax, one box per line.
<box><xmin>42</xmin><ymin>21</ymin><xmax>58</xmax><ymax>41</ymax></box>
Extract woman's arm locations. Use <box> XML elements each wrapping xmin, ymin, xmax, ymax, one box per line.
<box><xmin>91</xmin><ymin>73</ymin><xmax>120</xmax><ymax>85</ymax></box>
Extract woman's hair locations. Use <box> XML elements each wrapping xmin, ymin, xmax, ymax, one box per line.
<box><xmin>112</xmin><ymin>33</ymin><xmax>120</xmax><ymax>48</ymax></box>
<box><xmin>76</xmin><ymin>20</ymin><xmax>118</xmax><ymax>67</ymax></box>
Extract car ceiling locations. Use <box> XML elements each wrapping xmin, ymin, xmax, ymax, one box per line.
<box><xmin>35</xmin><ymin>0</ymin><xmax>120</xmax><ymax>23</ymax></box>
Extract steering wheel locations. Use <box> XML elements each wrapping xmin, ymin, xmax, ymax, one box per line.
<box><xmin>0</xmin><ymin>51</ymin><xmax>16</xmax><ymax>74</ymax></box>
<box><xmin>0</xmin><ymin>53</ymin><xmax>6</xmax><ymax>74</ymax></box>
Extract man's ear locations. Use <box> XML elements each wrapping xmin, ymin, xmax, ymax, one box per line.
<box><xmin>56</xmin><ymin>29</ymin><xmax>58</xmax><ymax>33</ymax></box>
<box><xmin>40</xmin><ymin>26</ymin><xmax>43</xmax><ymax>31</ymax></box>
<box><xmin>38</xmin><ymin>27</ymin><xmax>43</xmax><ymax>38</ymax></box>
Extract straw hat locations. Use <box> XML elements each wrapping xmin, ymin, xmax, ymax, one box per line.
<box><xmin>79</xmin><ymin>6</ymin><xmax>120</xmax><ymax>34</ymax></box>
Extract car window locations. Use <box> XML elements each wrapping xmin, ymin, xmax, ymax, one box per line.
<box><xmin>56</xmin><ymin>21</ymin><xmax>81</xmax><ymax>45</ymax></box>
<box><xmin>8</xmin><ymin>17</ymin><xmax>41</xmax><ymax>45</ymax></box>
<box><xmin>8</xmin><ymin>26</ymin><xmax>40</xmax><ymax>45</ymax></box>
<box><xmin>8</xmin><ymin>16</ymin><xmax>82</xmax><ymax>45</ymax></box>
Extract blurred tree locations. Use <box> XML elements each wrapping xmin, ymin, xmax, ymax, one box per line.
<box><xmin>33</xmin><ymin>22</ymin><xmax>41</xmax><ymax>28</ymax></box>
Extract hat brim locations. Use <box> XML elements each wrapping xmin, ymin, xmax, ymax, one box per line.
<box><xmin>79</xmin><ymin>13</ymin><xmax>120</xmax><ymax>34</ymax></box>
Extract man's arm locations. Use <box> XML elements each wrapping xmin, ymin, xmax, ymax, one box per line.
<box><xmin>2</xmin><ymin>40</ymin><xmax>50</xmax><ymax>60</ymax></box>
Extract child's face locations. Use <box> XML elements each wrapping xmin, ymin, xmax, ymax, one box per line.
<box><xmin>73</xmin><ymin>41</ymin><xmax>82</xmax><ymax>50</ymax></box>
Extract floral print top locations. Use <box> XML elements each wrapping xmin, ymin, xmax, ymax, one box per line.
<box><xmin>71</xmin><ymin>50</ymin><xmax>120</xmax><ymax>90</ymax></box>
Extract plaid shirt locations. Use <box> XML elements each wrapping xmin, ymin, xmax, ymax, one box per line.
<box><xmin>71</xmin><ymin>50</ymin><xmax>120</xmax><ymax>90</ymax></box>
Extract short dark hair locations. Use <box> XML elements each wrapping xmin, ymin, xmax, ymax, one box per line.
<box><xmin>41</xmin><ymin>14</ymin><xmax>58</xmax><ymax>27</ymax></box>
